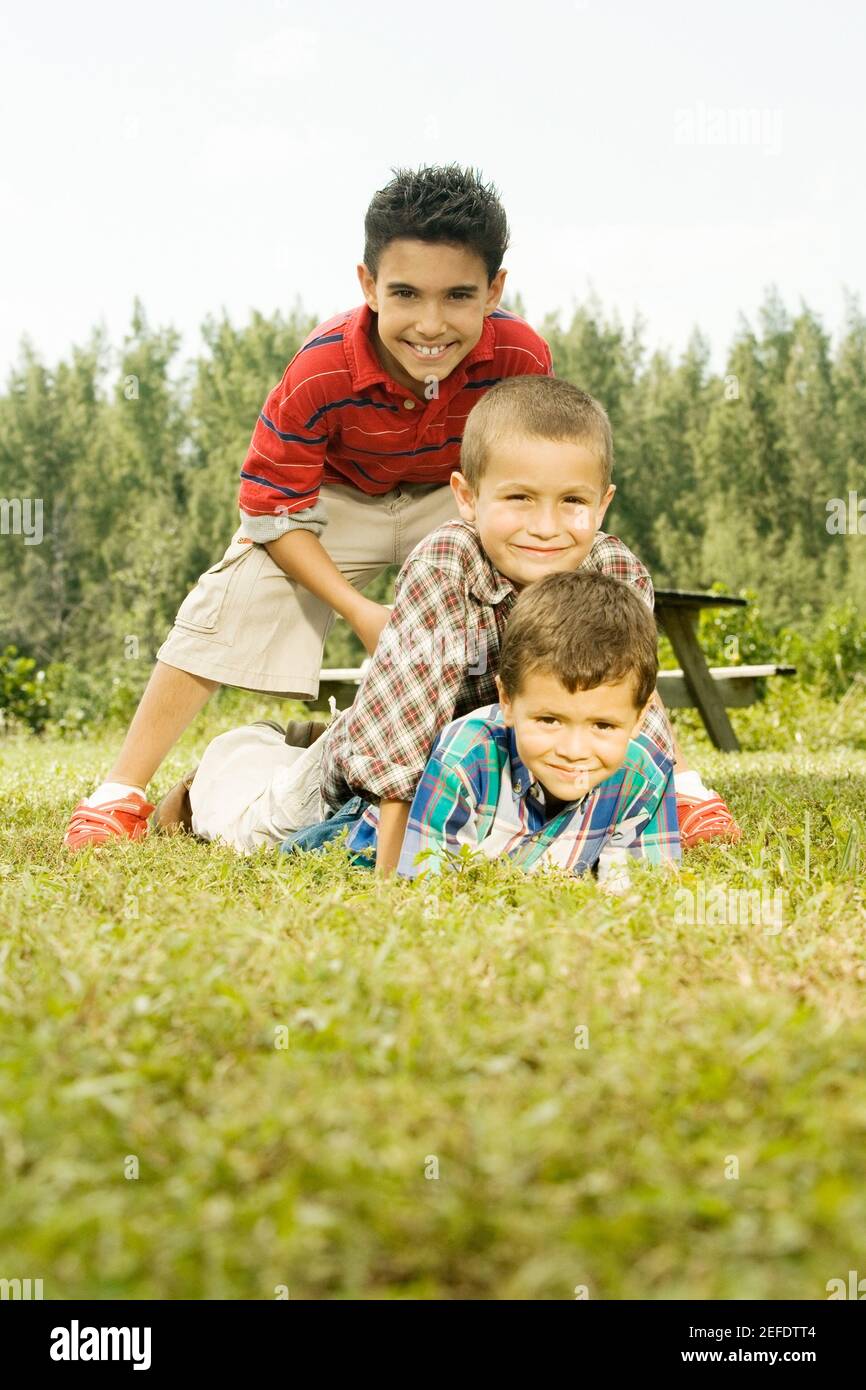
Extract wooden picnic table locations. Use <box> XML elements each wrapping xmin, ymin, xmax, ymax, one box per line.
<box><xmin>653</xmin><ymin>590</ymin><xmax>793</xmax><ymax>752</ymax></box>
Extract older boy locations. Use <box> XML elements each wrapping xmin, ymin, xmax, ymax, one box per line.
<box><xmin>180</xmin><ymin>377</ymin><xmax>736</xmax><ymax>859</ymax></box>
<box><xmin>64</xmin><ymin>164</ymin><xmax>552</xmax><ymax>850</ymax></box>
<box><xmin>285</xmin><ymin>570</ymin><xmax>680</xmax><ymax>886</ymax></box>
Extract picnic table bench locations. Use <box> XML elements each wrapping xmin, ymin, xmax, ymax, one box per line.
<box><xmin>653</xmin><ymin>590</ymin><xmax>794</xmax><ymax>752</ymax></box>
<box><xmin>309</xmin><ymin>589</ymin><xmax>795</xmax><ymax>753</ymax></box>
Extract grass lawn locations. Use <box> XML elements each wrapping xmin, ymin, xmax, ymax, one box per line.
<box><xmin>1</xmin><ymin>687</ymin><xmax>865</xmax><ymax>1300</ymax></box>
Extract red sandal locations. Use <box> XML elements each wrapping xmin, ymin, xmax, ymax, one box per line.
<box><xmin>676</xmin><ymin>793</ymin><xmax>742</xmax><ymax>849</ymax></box>
<box><xmin>63</xmin><ymin>792</ymin><xmax>155</xmax><ymax>852</ymax></box>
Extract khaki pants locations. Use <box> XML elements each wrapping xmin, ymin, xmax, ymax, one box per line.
<box><xmin>157</xmin><ymin>481</ymin><xmax>458</xmax><ymax>696</ymax></box>
<box><xmin>189</xmin><ymin>723</ymin><xmax>328</xmax><ymax>852</ymax></box>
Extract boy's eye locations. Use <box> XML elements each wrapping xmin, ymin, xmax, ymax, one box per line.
<box><xmin>594</xmin><ymin>722</ymin><xmax>615</xmax><ymax>731</ymax></box>
<box><xmin>391</xmin><ymin>289</ymin><xmax>473</xmax><ymax>300</ymax></box>
<box><xmin>506</xmin><ymin>493</ymin><xmax>530</xmax><ymax>502</ymax></box>
<box><xmin>536</xmin><ymin>716</ymin><xmax>559</xmax><ymax>725</ymax></box>
<box><xmin>563</xmin><ymin>496</ymin><xmax>588</xmax><ymax>505</ymax></box>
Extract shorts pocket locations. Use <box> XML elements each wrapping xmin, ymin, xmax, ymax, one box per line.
<box><xmin>174</xmin><ymin>538</ymin><xmax>255</xmax><ymax>634</ymax></box>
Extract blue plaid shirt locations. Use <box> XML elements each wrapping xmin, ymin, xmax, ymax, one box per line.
<box><xmin>343</xmin><ymin>704</ymin><xmax>680</xmax><ymax>884</ymax></box>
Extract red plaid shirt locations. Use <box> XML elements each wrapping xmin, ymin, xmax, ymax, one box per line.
<box><xmin>321</xmin><ymin>520</ymin><xmax>673</xmax><ymax>808</ymax></box>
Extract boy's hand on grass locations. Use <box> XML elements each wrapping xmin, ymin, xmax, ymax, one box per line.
<box><xmin>353</xmin><ymin>598</ymin><xmax>392</xmax><ymax>657</ymax></box>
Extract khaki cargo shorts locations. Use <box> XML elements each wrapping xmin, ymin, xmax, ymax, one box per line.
<box><xmin>157</xmin><ymin>481</ymin><xmax>458</xmax><ymax>697</ymax></box>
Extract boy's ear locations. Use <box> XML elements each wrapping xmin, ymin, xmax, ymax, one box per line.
<box><xmin>450</xmin><ymin>470</ymin><xmax>477</xmax><ymax>522</ymax></box>
<box><xmin>357</xmin><ymin>263</ymin><xmax>378</xmax><ymax>311</ymax></box>
<box><xmin>483</xmin><ymin>269</ymin><xmax>507</xmax><ymax>315</ymax></box>
<box><xmin>494</xmin><ymin>674</ymin><xmax>513</xmax><ymax>722</ymax></box>
<box><xmin>596</xmin><ymin>483</ymin><xmax>616</xmax><ymax>528</ymax></box>
<box><xmin>630</xmin><ymin>691</ymin><xmax>653</xmax><ymax>736</ymax></box>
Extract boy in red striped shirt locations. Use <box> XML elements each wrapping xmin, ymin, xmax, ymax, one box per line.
<box><xmin>65</xmin><ymin>165</ymin><xmax>553</xmax><ymax>849</ymax></box>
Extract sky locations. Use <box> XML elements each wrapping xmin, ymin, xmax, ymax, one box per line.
<box><xmin>1</xmin><ymin>0</ymin><xmax>862</xmax><ymax>381</ymax></box>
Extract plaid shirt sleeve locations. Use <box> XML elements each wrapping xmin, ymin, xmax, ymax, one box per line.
<box><xmin>397</xmin><ymin>762</ymin><xmax>478</xmax><ymax>878</ymax></box>
<box><xmin>595</xmin><ymin>733</ymin><xmax>681</xmax><ymax>890</ymax></box>
<box><xmin>586</xmin><ymin>532</ymin><xmax>655</xmax><ymax>609</ymax></box>
<box><xmin>321</xmin><ymin>560</ymin><xmax>479</xmax><ymax>806</ymax></box>
<box><xmin>395</xmin><ymin>719</ymin><xmax>500</xmax><ymax>877</ymax></box>
<box><xmin>640</xmin><ymin>696</ymin><xmax>675</xmax><ymax>761</ymax></box>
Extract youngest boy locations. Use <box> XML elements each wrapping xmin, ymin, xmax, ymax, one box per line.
<box><xmin>283</xmin><ymin>569</ymin><xmax>680</xmax><ymax>885</ymax></box>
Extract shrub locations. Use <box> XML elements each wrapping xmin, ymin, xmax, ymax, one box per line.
<box><xmin>0</xmin><ymin>646</ymin><xmax>52</xmax><ymax>732</ymax></box>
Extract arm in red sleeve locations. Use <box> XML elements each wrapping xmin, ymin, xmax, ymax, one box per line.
<box><xmin>237</xmin><ymin>366</ymin><xmax>329</xmax><ymax>521</ymax></box>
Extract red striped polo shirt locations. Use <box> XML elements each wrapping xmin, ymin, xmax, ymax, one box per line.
<box><xmin>237</xmin><ymin>304</ymin><xmax>553</xmax><ymax>519</ymax></box>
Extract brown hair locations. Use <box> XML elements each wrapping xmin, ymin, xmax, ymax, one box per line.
<box><xmin>460</xmin><ymin>375</ymin><xmax>614</xmax><ymax>492</ymax></box>
<box><xmin>498</xmin><ymin>570</ymin><xmax>658</xmax><ymax>709</ymax></box>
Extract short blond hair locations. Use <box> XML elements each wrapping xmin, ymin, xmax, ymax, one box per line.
<box><xmin>460</xmin><ymin>375</ymin><xmax>614</xmax><ymax>492</ymax></box>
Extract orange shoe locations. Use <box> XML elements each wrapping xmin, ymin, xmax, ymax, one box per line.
<box><xmin>63</xmin><ymin>792</ymin><xmax>155</xmax><ymax>852</ymax></box>
<box><xmin>676</xmin><ymin>793</ymin><xmax>742</xmax><ymax>849</ymax></box>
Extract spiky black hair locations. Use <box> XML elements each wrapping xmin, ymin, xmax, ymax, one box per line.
<box><xmin>363</xmin><ymin>164</ymin><xmax>510</xmax><ymax>282</ymax></box>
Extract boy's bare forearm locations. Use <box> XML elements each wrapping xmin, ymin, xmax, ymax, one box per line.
<box><xmin>264</xmin><ymin>530</ymin><xmax>369</xmax><ymax>627</ymax></box>
<box><xmin>375</xmin><ymin>800</ymin><xmax>411</xmax><ymax>875</ymax></box>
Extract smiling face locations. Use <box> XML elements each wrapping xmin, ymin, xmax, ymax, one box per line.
<box><xmin>357</xmin><ymin>238</ymin><xmax>506</xmax><ymax>397</ymax></box>
<box><xmin>496</xmin><ymin>668</ymin><xmax>645</xmax><ymax>804</ymax></box>
<box><xmin>451</xmin><ymin>435</ymin><xmax>616</xmax><ymax>588</ymax></box>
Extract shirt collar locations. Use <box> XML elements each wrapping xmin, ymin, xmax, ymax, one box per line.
<box><xmin>466</xmin><ymin>540</ymin><xmax>517</xmax><ymax>606</ymax></box>
<box><xmin>344</xmin><ymin>303</ymin><xmax>497</xmax><ymax>394</ymax></box>
<box><xmin>344</xmin><ymin>305</ymin><xmax>390</xmax><ymax>390</ymax></box>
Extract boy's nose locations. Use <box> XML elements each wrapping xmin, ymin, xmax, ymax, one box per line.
<box><xmin>414</xmin><ymin>310</ymin><xmax>446</xmax><ymax>338</ymax></box>
<box><xmin>527</xmin><ymin>506</ymin><xmax>560</xmax><ymax>538</ymax></box>
<box><xmin>555</xmin><ymin>730</ymin><xmax>591</xmax><ymax>762</ymax></box>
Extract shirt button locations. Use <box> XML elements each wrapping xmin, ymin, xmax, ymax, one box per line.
<box><xmin>403</xmin><ymin>398</ymin><xmax>416</xmax><ymax>409</ymax></box>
